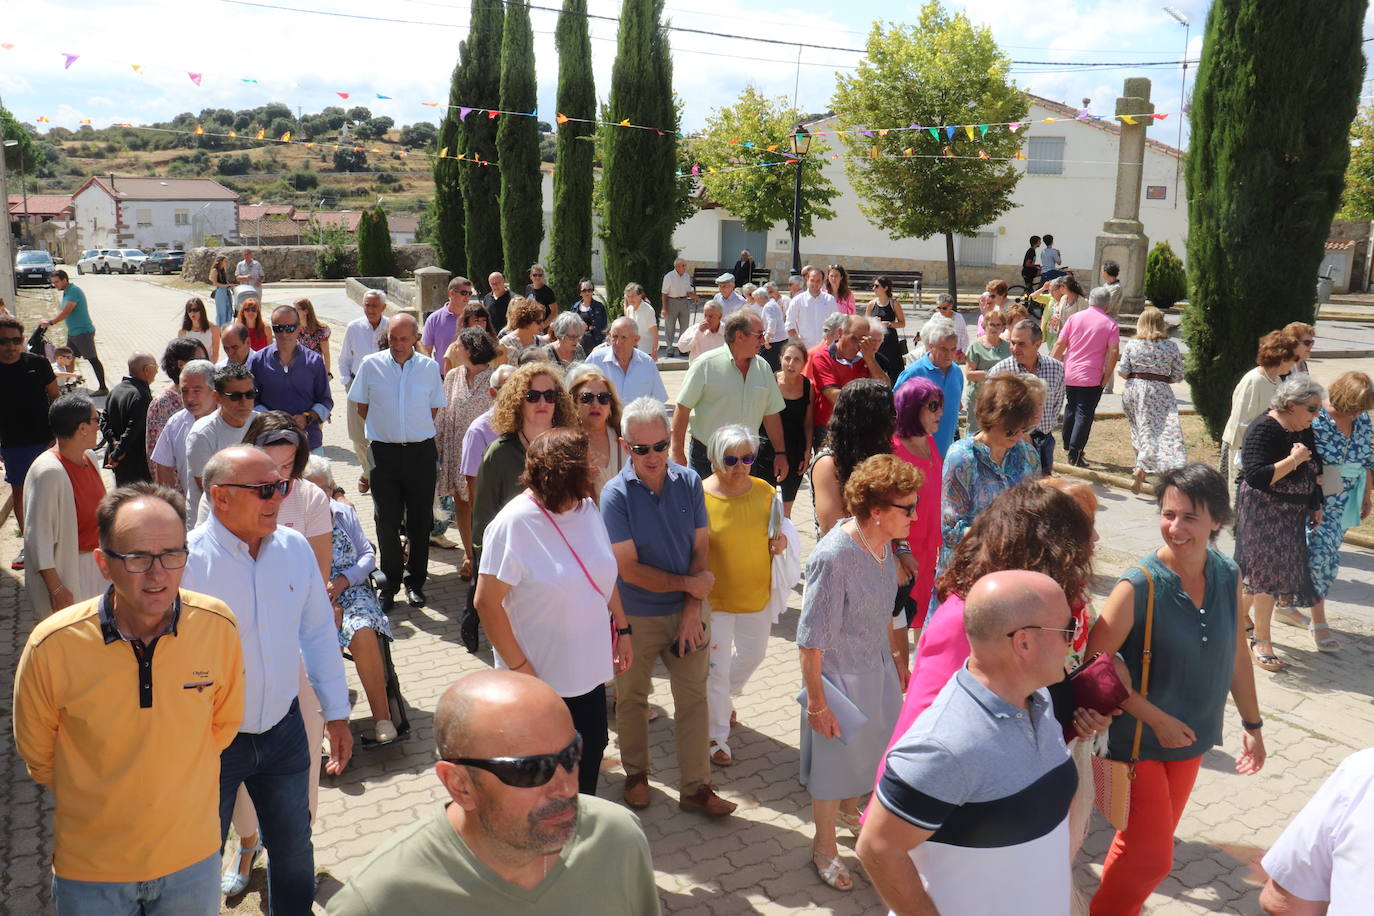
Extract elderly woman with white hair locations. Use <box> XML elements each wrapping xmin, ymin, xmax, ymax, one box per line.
<box><xmin>893</xmin><ymin>314</ymin><xmax>964</xmax><ymax>456</ymax></box>
<box><xmin>1235</xmin><ymin>374</ymin><xmax>1326</xmax><ymax>672</ymax></box>
<box><xmin>542</xmin><ymin>310</ymin><xmax>588</xmax><ymax>369</ymax></box>
<box><xmin>931</xmin><ymin>293</ymin><xmax>968</xmax><ymax>353</ymax></box>
<box><xmin>701</xmin><ymin>423</ymin><xmax>787</xmax><ymax>766</ymax></box>
<box><xmin>621</xmin><ymin>282</ymin><xmax>659</xmax><ymax>357</ymax></box>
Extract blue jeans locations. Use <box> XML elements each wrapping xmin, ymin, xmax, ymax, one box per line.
<box><xmin>1034</xmin><ymin>431</ymin><xmax>1057</xmax><ymax>474</ymax></box>
<box><xmin>219</xmin><ymin>700</ymin><xmax>315</xmax><ymax>915</ymax></box>
<box><xmin>53</xmin><ymin>852</ymin><xmax>219</xmax><ymax>915</ymax></box>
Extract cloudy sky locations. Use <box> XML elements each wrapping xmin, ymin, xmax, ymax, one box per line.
<box><xmin>1</xmin><ymin>0</ymin><xmax>1367</xmax><ymax>148</ymax></box>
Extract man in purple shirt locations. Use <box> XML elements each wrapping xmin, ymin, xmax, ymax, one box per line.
<box><xmin>420</xmin><ymin>276</ymin><xmax>473</xmax><ymax>362</ymax></box>
<box><xmin>247</xmin><ymin>304</ymin><xmax>332</xmax><ymax>451</ymax></box>
<box><xmin>1051</xmin><ymin>285</ymin><xmax>1120</xmax><ymax>468</ymax></box>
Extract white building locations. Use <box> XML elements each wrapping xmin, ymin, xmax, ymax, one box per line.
<box><xmin>71</xmin><ymin>176</ymin><xmax>239</xmax><ymax>250</ymax></box>
<box><xmin>673</xmin><ymin>94</ymin><xmax>1188</xmax><ymax>288</ymax></box>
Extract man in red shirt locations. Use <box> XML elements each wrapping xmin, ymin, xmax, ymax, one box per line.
<box><xmin>804</xmin><ymin>314</ymin><xmax>891</xmax><ymax>430</ymax></box>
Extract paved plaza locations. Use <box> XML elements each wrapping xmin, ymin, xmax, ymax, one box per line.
<box><xmin>2</xmin><ymin>274</ymin><xmax>1372</xmax><ymax>914</ymax></box>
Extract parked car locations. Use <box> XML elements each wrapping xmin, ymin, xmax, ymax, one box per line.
<box><xmin>15</xmin><ymin>250</ymin><xmax>56</xmax><ymax>287</ymax></box>
<box><xmin>139</xmin><ymin>250</ymin><xmax>186</xmax><ymax>274</ymax></box>
<box><xmin>76</xmin><ymin>249</ymin><xmax>119</xmax><ymax>274</ymax></box>
<box><xmin>107</xmin><ymin>249</ymin><xmax>149</xmax><ymax>273</ymax></box>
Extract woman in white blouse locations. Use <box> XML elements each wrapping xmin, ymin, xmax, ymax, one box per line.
<box><xmin>622</xmin><ymin>282</ymin><xmax>659</xmax><ymax>357</ymax></box>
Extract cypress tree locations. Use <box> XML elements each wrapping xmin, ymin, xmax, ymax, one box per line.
<box><xmin>548</xmin><ymin>0</ymin><xmax>595</xmax><ymax>306</ymax></box>
<box><xmin>433</xmin><ymin>54</ymin><xmax>468</xmax><ymax>275</ymax></box>
<box><xmin>497</xmin><ymin>0</ymin><xmax>544</xmax><ymax>291</ymax></box>
<box><xmin>356</xmin><ymin>206</ymin><xmax>396</xmax><ymax>277</ymax></box>
<box><xmin>459</xmin><ymin>0</ymin><xmax>505</xmax><ymax>291</ymax></box>
<box><xmin>600</xmin><ymin>0</ymin><xmax>678</xmax><ymax>310</ymax></box>
<box><xmin>1183</xmin><ymin>0</ymin><xmax>1366</xmax><ymax>437</ymax></box>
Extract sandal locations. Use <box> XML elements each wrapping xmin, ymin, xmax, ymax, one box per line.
<box><xmin>837</xmin><ymin>809</ymin><xmax>863</xmax><ymax>836</ymax></box>
<box><xmin>811</xmin><ymin>848</ymin><xmax>853</xmax><ymax>892</ymax></box>
<box><xmin>1310</xmin><ymin>623</ymin><xmax>1341</xmax><ymax>652</ymax></box>
<box><xmin>1274</xmin><ymin>606</ymin><xmax>1308</xmax><ymax>628</ymax></box>
<box><xmin>221</xmin><ymin>841</ymin><xmax>263</xmax><ymax>896</ymax></box>
<box><xmin>709</xmin><ymin>741</ymin><xmax>734</xmax><ymax>767</ymax></box>
<box><xmin>1250</xmin><ymin>638</ymin><xmax>1285</xmax><ymax>672</ymax></box>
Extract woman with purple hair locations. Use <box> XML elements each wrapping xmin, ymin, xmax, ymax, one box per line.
<box><xmin>891</xmin><ymin>376</ymin><xmax>944</xmax><ymax>664</ymax></box>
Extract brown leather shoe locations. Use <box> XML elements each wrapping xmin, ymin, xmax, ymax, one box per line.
<box><xmin>623</xmin><ymin>773</ymin><xmax>651</xmax><ymax>809</ymax></box>
<box><xmin>679</xmin><ymin>784</ymin><xmax>737</xmax><ymax>817</ymax></box>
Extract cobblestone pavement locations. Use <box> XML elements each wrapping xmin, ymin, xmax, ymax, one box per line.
<box><xmin>2</xmin><ymin>274</ymin><xmax>1372</xmax><ymax>915</ymax></box>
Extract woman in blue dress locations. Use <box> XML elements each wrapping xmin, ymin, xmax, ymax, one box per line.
<box><xmin>1305</xmin><ymin>371</ymin><xmax>1374</xmax><ymax>652</ymax></box>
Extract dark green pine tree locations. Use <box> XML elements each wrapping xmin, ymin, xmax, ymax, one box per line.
<box><xmin>600</xmin><ymin>0</ymin><xmax>678</xmax><ymax>311</ymax></box>
<box><xmin>497</xmin><ymin>0</ymin><xmax>544</xmax><ymax>291</ymax></box>
<box><xmin>548</xmin><ymin>0</ymin><xmax>596</xmax><ymax>306</ymax></box>
<box><xmin>459</xmin><ymin>0</ymin><xmax>505</xmax><ymax>291</ymax></box>
<box><xmin>356</xmin><ymin>206</ymin><xmax>396</xmax><ymax>277</ymax></box>
<box><xmin>432</xmin><ymin>54</ymin><xmax>468</xmax><ymax>275</ymax></box>
<box><xmin>1183</xmin><ymin>0</ymin><xmax>1366</xmax><ymax>438</ymax></box>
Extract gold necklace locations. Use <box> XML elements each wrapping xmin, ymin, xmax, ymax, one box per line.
<box><xmin>853</xmin><ymin>521</ymin><xmax>888</xmax><ymax>564</ymax></box>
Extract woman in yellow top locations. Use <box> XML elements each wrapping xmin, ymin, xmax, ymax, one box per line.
<box><xmin>702</xmin><ymin>424</ymin><xmax>787</xmax><ymax>767</ymax></box>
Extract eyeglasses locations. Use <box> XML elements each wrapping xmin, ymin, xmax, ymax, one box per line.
<box><xmin>722</xmin><ymin>453</ymin><xmax>756</xmax><ymax>467</ymax></box>
<box><xmin>456</xmin><ymin>288</ymin><xmax>473</xmax><ymax>296</ymax></box>
<box><xmin>1008</xmin><ymin>618</ymin><xmax>1078</xmax><ymax>642</ymax></box>
<box><xmin>579</xmin><ymin>288</ymin><xmax>594</xmax><ymax>294</ymax></box>
<box><xmin>271</xmin><ymin>323</ymin><xmax>298</xmax><ymax>334</ymax></box>
<box><xmin>530</xmin><ymin>272</ymin><xmax>545</xmax><ymax>278</ymax></box>
<box><xmin>240</xmin><ymin>307</ymin><xmax>259</xmax><ymax>313</ymax></box>
<box><xmin>888</xmin><ymin>501</ymin><xmax>917</xmax><ymax>517</ymax></box>
<box><xmin>627</xmin><ymin>439</ymin><xmax>670</xmax><ymax>456</ymax></box>
<box><xmin>1300</xmin><ymin>339</ymin><xmax>1315</xmax><ymax>346</ymax></box>
<box><xmin>577</xmin><ymin>391</ymin><xmax>612</xmax><ymax>405</ymax></box>
<box><xmin>0</xmin><ymin>336</ymin><xmax>23</xmax><ymax>346</ymax></box>
<box><xmin>443</xmin><ymin>733</ymin><xmax>582</xmax><ymax>788</ymax></box>
<box><xmin>926</xmin><ymin>401</ymin><xmax>943</xmax><ymax>412</ymax></box>
<box><xmin>524</xmin><ymin>388</ymin><xmax>559</xmax><ymax>403</ymax></box>
<box><xmin>220</xmin><ymin>389</ymin><xmax>258</xmax><ymax>402</ymax></box>
<box><xmin>217</xmin><ymin>480</ymin><xmax>291</xmax><ymax>500</ymax></box>
<box><xmin>937</xmin><ymin>305</ymin><xmax>954</xmax><ymax>312</ymax></box>
<box><xmin>102</xmin><ymin>548</ymin><xmax>189</xmax><ymax>573</ymax></box>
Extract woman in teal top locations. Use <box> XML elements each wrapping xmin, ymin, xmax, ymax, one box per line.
<box><xmin>1085</xmin><ymin>463</ymin><xmax>1266</xmax><ymax>914</ymax></box>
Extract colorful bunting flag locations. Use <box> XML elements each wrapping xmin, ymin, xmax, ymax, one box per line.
<box><xmin>35</xmin><ymin>116</ymin><xmax>50</xmax><ymax>123</ymax></box>
<box><xmin>132</xmin><ymin>64</ymin><xmax>144</xmax><ymax>74</ymax></box>
<box><xmin>488</xmin><ymin>110</ymin><xmax>498</xmax><ymax>119</ymax></box>
<box><xmin>459</xmin><ymin>107</ymin><xmax>473</xmax><ymax>120</ymax></box>
<box><xmin>376</xmin><ymin>93</ymin><xmax>391</xmax><ymax>100</ymax></box>
<box><xmin>729</xmin><ymin>137</ymin><xmax>739</xmax><ymax>145</ymax></box>
<box><xmin>228</xmin><ymin>130</ymin><xmax>237</xmax><ymax>138</ymax></box>
<box><xmin>0</xmin><ymin>43</ymin><xmax>13</xmax><ymax>50</ymax></box>
<box><xmin>338</xmin><ymin>92</ymin><xmax>350</xmax><ymax>99</ymax></box>
<box><xmin>1014</xmin><ymin>151</ymin><xmax>1027</xmax><ymax>160</ymax></box>
<box><xmin>256</xmin><ymin>129</ymin><xmax>266</xmax><ymax>140</ymax></box>
<box><xmin>859</xmin><ymin>130</ymin><xmax>874</xmax><ymax>138</ymax></box>
<box><xmin>619</xmin><ymin>119</ymin><xmax>630</xmax><ymax>126</ymax></box>
<box><xmin>963</xmin><ymin>125</ymin><xmax>974</xmax><ymax>140</ymax></box>
<box><xmin>928</xmin><ymin>127</ymin><xmax>939</xmax><ymax>141</ymax></box>
<box><xmin>879</xmin><ymin>129</ymin><xmax>889</xmax><ymax>137</ymax></box>
<box><xmin>1120</xmin><ymin>115</ymin><xmax>1137</xmax><ymax>125</ymax></box>
<box><xmin>977</xmin><ymin>150</ymin><xmax>990</xmax><ymax>160</ymax></box>
<box><xmin>194</xmin><ymin>124</ymin><xmax>205</xmax><ymax>135</ymax></box>
<box><xmin>690</xmin><ymin>164</ymin><xmax>700</xmax><ymax>175</ymax></box>
<box><xmin>945</xmin><ymin>125</ymin><xmax>956</xmax><ymax>140</ymax></box>
<box><xmin>942</xmin><ymin>146</ymin><xmax>954</xmax><ymax>158</ymax></box>
<box><xmin>1008</xmin><ymin>122</ymin><xmax>1022</xmax><ymax>132</ymax></box>
<box><xmin>556</xmin><ymin>112</ymin><xmax>569</xmax><ymax>124</ymax></box>
<box><xmin>188</xmin><ymin>72</ymin><xmax>202</xmax><ymax>85</ymax></box>
<box><xmin>765</xmin><ymin>144</ymin><xmax>778</xmax><ymax>152</ymax></box>
<box><xmin>78</xmin><ymin>119</ymin><xmax>92</xmax><ymax>125</ymax></box>
<box><xmin>1152</xmin><ymin>113</ymin><xmax>1168</xmax><ymax>120</ymax></box>
<box><xmin>279</xmin><ymin>131</ymin><xmax>291</xmax><ymax>142</ymax></box>
<box><xmin>977</xmin><ymin>124</ymin><xmax>989</xmax><ymax>137</ymax></box>
<box><xmin>62</xmin><ymin>53</ymin><xmax>79</xmax><ymax>69</ymax></box>
<box><xmin>1076</xmin><ymin>109</ymin><xmax>1090</xmax><ymax>120</ymax></box>
<box><xmin>422</xmin><ymin>102</ymin><xmax>439</xmax><ymax>107</ymax></box>
<box><xmin>240</xmin><ymin>77</ymin><xmax>256</xmax><ymax>83</ymax></box>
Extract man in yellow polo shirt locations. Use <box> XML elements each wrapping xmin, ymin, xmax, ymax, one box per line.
<box><xmin>14</xmin><ymin>482</ymin><xmax>243</xmax><ymax>914</ymax></box>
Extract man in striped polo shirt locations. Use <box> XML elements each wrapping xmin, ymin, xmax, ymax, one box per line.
<box><xmin>858</xmin><ymin>570</ymin><xmax>1082</xmax><ymax>916</ymax></box>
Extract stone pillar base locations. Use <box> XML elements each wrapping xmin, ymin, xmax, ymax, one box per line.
<box><xmin>1094</xmin><ymin>231</ymin><xmax>1150</xmax><ymax>312</ymax></box>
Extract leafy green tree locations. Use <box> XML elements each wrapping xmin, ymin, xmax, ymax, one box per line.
<box><xmin>696</xmin><ymin>87</ymin><xmax>837</xmax><ymax>246</ymax></box>
<box><xmin>830</xmin><ymin>2</ymin><xmax>1028</xmax><ymax>300</ymax></box>
<box><xmin>346</xmin><ymin>107</ymin><xmax>373</xmax><ymax>123</ymax></box>
<box><xmin>332</xmin><ymin>147</ymin><xmax>368</xmax><ymax>172</ymax></box>
<box><xmin>1183</xmin><ymin>0</ymin><xmax>1366</xmax><ymax>438</ymax></box>
<box><xmin>1144</xmin><ymin>240</ymin><xmax>1187</xmax><ymax>309</ymax></box>
<box><xmin>400</xmin><ymin>121</ymin><xmax>439</xmax><ymax>149</ymax></box>
<box><xmin>357</xmin><ymin>206</ymin><xmax>397</xmax><ymax>276</ymax></box>
<box><xmin>434</xmin><ymin>53</ymin><xmax>470</xmax><ymax>275</ymax></box>
<box><xmin>548</xmin><ymin>0</ymin><xmax>596</xmax><ymax>305</ymax></box>
<box><xmin>460</xmin><ymin>0</ymin><xmax>506</xmax><ymax>289</ymax></box>
<box><xmin>600</xmin><ymin>0</ymin><xmax>678</xmax><ymax>309</ymax></box>
<box><xmin>1</xmin><ymin>105</ymin><xmax>43</xmax><ymax>175</ymax></box>
<box><xmin>1339</xmin><ymin>103</ymin><xmax>1374</xmax><ymax>219</ymax></box>
<box><xmin>497</xmin><ymin>0</ymin><xmax>544</xmax><ymax>289</ymax></box>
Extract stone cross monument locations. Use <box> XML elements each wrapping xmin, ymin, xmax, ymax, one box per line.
<box><xmin>1094</xmin><ymin>77</ymin><xmax>1155</xmax><ymax>313</ymax></box>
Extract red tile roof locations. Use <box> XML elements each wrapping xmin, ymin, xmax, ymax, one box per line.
<box><xmin>77</xmin><ymin>176</ymin><xmax>238</xmax><ymax>201</ymax></box>
<box><xmin>7</xmin><ymin>194</ymin><xmax>74</xmax><ymax>217</ymax></box>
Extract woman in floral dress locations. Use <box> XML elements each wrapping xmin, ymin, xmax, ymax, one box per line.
<box><xmin>436</xmin><ymin>327</ymin><xmax>499</xmax><ymax>579</ymax></box>
<box><xmin>1305</xmin><ymin>371</ymin><xmax>1374</xmax><ymax>652</ymax></box>
<box><xmin>1117</xmin><ymin>307</ymin><xmax>1188</xmax><ymax>492</ymax></box>
<box><xmin>293</xmin><ymin>297</ymin><xmax>332</xmax><ymax>377</ymax></box>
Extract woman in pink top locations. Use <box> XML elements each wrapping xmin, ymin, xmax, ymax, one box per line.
<box><xmin>826</xmin><ymin>264</ymin><xmax>857</xmax><ymax>315</ymax></box>
<box><xmin>890</xmin><ymin>376</ymin><xmax>944</xmax><ymax>676</ymax></box>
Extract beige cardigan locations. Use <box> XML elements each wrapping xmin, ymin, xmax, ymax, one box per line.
<box><xmin>23</xmin><ymin>449</ymin><xmax>106</xmax><ymax>615</ymax></box>
<box><xmin>1221</xmin><ymin>367</ymin><xmax>1281</xmax><ymax>467</ymax></box>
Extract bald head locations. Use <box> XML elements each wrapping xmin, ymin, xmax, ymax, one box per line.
<box><xmin>436</xmin><ymin>670</ymin><xmax>572</xmax><ymax>760</ymax></box>
<box><xmin>964</xmin><ymin>570</ymin><xmax>1069</xmax><ymax>645</ymax></box>
<box><xmin>128</xmin><ymin>351</ymin><xmax>156</xmax><ymax>376</ymax></box>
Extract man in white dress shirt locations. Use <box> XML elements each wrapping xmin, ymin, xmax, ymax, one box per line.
<box><xmin>661</xmin><ymin>257</ymin><xmax>698</xmax><ymax>356</ymax></box>
<box><xmin>785</xmin><ymin>267</ymin><xmax>839</xmax><ymax>350</ymax></box>
<box><xmin>585</xmin><ymin>317</ymin><xmax>669</xmax><ymax>403</ymax></box>
<box><xmin>348</xmin><ymin>313</ymin><xmax>447</xmax><ymax>610</ymax></box>
<box><xmin>182</xmin><ymin>445</ymin><xmax>352</xmax><ymax>914</ymax></box>
<box><xmin>337</xmin><ymin>290</ymin><xmax>390</xmax><ymax>494</ymax></box>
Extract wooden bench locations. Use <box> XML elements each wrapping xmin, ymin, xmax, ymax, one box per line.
<box><xmin>846</xmin><ymin>269</ymin><xmax>924</xmax><ymax>306</ymax></box>
<box><xmin>691</xmin><ymin>266</ymin><xmax>772</xmax><ymax>290</ymax></box>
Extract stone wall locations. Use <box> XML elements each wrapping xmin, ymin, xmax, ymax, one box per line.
<box><xmin>345</xmin><ymin>276</ymin><xmax>418</xmax><ymax>311</ymax></box>
<box><xmin>181</xmin><ymin>244</ymin><xmax>436</xmax><ymax>283</ymax></box>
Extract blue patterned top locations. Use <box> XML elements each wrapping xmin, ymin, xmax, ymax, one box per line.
<box><xmin>939</xmin><ymin>436</ymin><xmax>1041</xmax><ymax>571</ymax></box>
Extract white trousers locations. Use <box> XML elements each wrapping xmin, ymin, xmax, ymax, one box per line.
<box><xmin>706</xmin><ymin>606</ymin><xmax>773</xmax><ymax>753</ymax></box>
<box><xmin>347</xmin><ymin>400</ymin><xmax>371</xmax><ymax>477</ymax></box>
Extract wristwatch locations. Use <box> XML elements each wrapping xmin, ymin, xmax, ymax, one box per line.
<box><xmin>1241</xmin><ymin>718</ymin><xmax>1263</xmax><ymax>731</ymax></box>
<box><xmin>616</xmin><ymin>625</ymin><xmax>633</xmax><ymax>637</ymax></box>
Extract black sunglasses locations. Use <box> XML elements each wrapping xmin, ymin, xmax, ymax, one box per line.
<box><xmin>0</xmin><ymin>336</ymin><xmax>23</xmax><ymax>346</ymax></box>
<box><xmin>1008</xmin><ymin>617</ymin><xmax>1078</xmax><ymax>642</ymax></box>
<box><xmin>456</xmin><ymin>288</ymin><xmax>473</xmax><ymax>296</ymax></box>
<box><xmin>627</xmin><ymin>439</ymin><xmax>670</xmax><ymax>456</ymax></box>
<box><xmin>218</xmin><ymin>480</ymin><xmax>291</xmax><ymax>500</ymax></box>
<box><xmin>272</xmin><ymin>323</ymin><xmax>299</xmax><ymax>334</ymax></box>
<box><xmin>444</xmin><ymin>733</ymin><xmax>582</xmax><ymax>788</ymax></box>
<box><xmin>220</xmin><ymin>389</ymin><xmax>258</xmax><ymax>402</ymax></box>
<box><xmin>889</xmin><ymin>501</ymin><xmax>917</xmax><ymax>517</ymax></box>
<box><xmin>577</xmin><ymin>391</ymin><xmax>612</xmax><ymax>405</ymax></box>
<box><xmin>524</xmin><ymin>388</ymin><xmax>559</xmax><ymax>404</ymax></box>
<box><xmin>722</xmin><ymin>453</ymin><xmax>755</xmax><ymax>467</ymax></box>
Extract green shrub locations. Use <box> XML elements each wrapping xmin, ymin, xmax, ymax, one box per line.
<box><xmin>315</xmin><ymin>242</ymin><xmax>351</xmax><ymax>280</ymax></box>
<box><xmin>357</xmin><ymin>207</ymin><xmax>397</xmax><ymax>277</ymax></box>
<box><xmin>1144</xmin><ymin>240</ymin><xmax>1187</xmax><ymax>309</ymax></box>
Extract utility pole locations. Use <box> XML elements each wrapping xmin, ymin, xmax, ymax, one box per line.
<box><xmin>0</xmin><ymin>140</ymin><xmax>17</xmax><ymax>308</ymax></box>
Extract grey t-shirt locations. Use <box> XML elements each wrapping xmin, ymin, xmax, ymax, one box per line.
<box><xmin>327</xmin><ymin>796</ymin><xmax>661</xmax><ymax>916</ymax></box>
<box><xmin>184</xmin><ymin>411</ymin><xmax>250</xmax><ymax>517</ymax></box>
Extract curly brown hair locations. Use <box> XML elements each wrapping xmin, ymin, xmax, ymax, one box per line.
<box><xmin>491</xmin><ymin>362</ymin><xmax>576</xmax><ymax>435</ymax></box>
<box><xmin>521</xmin><ymin>428</ymin><xmax>596</xmax><ymax>512</ymax></box>
<box><xmin>936</xmin><ymin>480</ymin><xmax>1095</xmax><ymax>604</ymax></box>
<box><xmin>974</xmin><ymin>374</ymin><xmax>1040</xmax><ymax>436</ymax></box>
<box><xmin>843</xmin><ymin>454</ymin><xmax>923</xmax><ymax>519</ymax></box>
<box><xmin>506</xmin><ymin>296</ymin><xmax>544</xmax><ymax>332</ymax></box>
<box><xmin>1255</xmin><ymin>330</ymin><xmax>1298</xmax><ymax>369</ymax></box>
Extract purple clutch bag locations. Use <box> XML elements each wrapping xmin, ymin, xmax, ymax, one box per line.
<box><xmin>1064</xmin><ymin>652</ymin><xmax>1130</xmax><ymax>742</ymax></box>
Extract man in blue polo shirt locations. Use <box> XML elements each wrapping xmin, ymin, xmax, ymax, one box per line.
<box><xmin>894</xmin><ymin>315</ymin><xmax>963</xmax><ymax>455</ymax></box>
<box><xmin>858</xmin><ymin>570</ymin><xmax>1084</xmax><ymax>916</ymax></box>
<box><xmin>600</xmin><ymin>397</ymin><xmax>735</xmax><ymax>819</ymax></box>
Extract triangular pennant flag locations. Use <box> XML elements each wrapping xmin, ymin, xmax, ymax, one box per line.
<box><xmin>619</xmin><ymin>119</ymin><xmax>631</xmax><ymax>126</ymax></box>
<box><xmin>376</xmin><ymin>93</ymin><xmax>392</xmax><ymax>100</ymax></box>
<box><xmin>910</xmin><ymin>124</ymin><xmax>921</xmax><ymax>132</ymax></box>
<box><xmin>655</xmin><ymin>129</ymin><xmax>664</xmax><ymax>136</ymax></box>
<box><xmin>62</xmin><ymin>53</ymin><xmax>79</xmax><ymax>69</ymax></box>
<box><xmin>675</xmin><ymin>170</ymin><xmax>682</xmax><ymax>178</ymax></box>
<box><xmin>228</xmin><ymin>130</ymin><xmax>238</xmax><ymax>138</ymax></box>
<box><xmin>439</xmin><ymin>148</ymin><xmax>449</xmax><ymax>158</ymax></box>
<box><xmin>836</xmin><ymin>131</ymin><xmax>846</xmax><ymax>137</ymax></box>
<box><xmin>1042</xmin><ymin>117</ymin><xmax>1057</xmax><ymax>123</ymax></box>
<box><xmin>256</xmin><ymin>129</ymin><xmax>266</xmax><ymax>140</ymax></box>
<box><xmin>370</xmin><ymin>147</ymin><xmax>382</xmax><ymax>153</ymax></box>
<box><xmin>708</xmin><ymin>167</ymin><xmax>717</xmax><ymax>174</ymax></box>
<box><xmin>942</xmin><ymin>146</ymin><xmax>954</xmax><ymax>158</ymax></box>
<box><xmin>1076</xmin><ymin>109</ymin><xmax>1090</xmax><ymax>120</ymax></box>
<box><xmin>963</xmin><ymin>125</ymin><xmax>975</xmax><ymax>140</ymax></box>
<box><xmin>188</xmin><ymin>72</ymin><xmax>202</xmax><ymax>85</ymax></box>
<box><xmin>132</xmin><ymin>64</ymin><xmax>144</xmax><ymax>73</ymax></box>
<box><xmin>0</xmin><ymin>43</ymin><xmax>13</xmax><ymax>50</ymax></box>
<box><xmin>1120</xmin><ymin>115</ymin><xmax>1137</xmax><ymax>125</ymax></box>
<box><xmin>928</xmin><ymin>127</ymin><xmax>939</xmax><ymax>141</ymax></box>
<box><xmin>868</xmin><ymin>146</ymin><xmax>879</xmax><ymax>159</ymax></box>
<box><xmin>487</xmin><ymin>110</ymin><xmax>499</xmax><ymax>120</ymax></box>
<box><xmin>765</xmin><ymin>144</ymin><xmax>778</xmax><ymax>152</ymax></box>
<box><xmin>556</xmin><ymin>112</ymin><xmax>569</xmax><ymax>124</ymax></box>
<box><xmin>1152</xmin><ymin>113</ymin><xmax>1168</xmax><ymax>120</ymax></box>
<box><xmin>421</xmin><ymin>102</ymin><xmax>439</xmax><ymax>107</ymax></box>
<box><xmin>978</xmin><ymin>124</ymin><xmax>989</xmax><ymax>137</ymax></box>
<box><xmin>729</xmin><ymin>137</ymin><xmax>739</xmax><ymax>145</ymax></box>
<box><xmin>1008</xmin><ymin>122</ymin><xmax>1022</xmax><ymax>132</ymax></box>
<box><xmin>337</xmin><ymin>92</ymin><xmax>350</xmax><ymax>100</ymax></box>
<box><xmin>903</xmin><ymin>148</ymin><xmax>913</xmax><ymax>157</ymax></box>
<box><xmin>1014</xmin><ymin>151</ymin><xmax>1027</xmax><ymax>160</ymax></box>
<box><xmin>78</xmin><ymin>119</ymin><xmax>92</xmax><ymax>126</ymax></box>
<box><xmin>945</xmin><ymin>125</ymin><xmax>956</xmax><ymax>140</ymax></box>
<box><xmin>35</xmin><ymin>116</ymin><xmax>50</xmax><ymax>123</ymax></box>
<box><xmin>977</xmin><ymin>149</ymin><xmax>990</xmax><ymax>160</ymax></box>
<box><xmin>879</xmin><ymin>129</ymin><xmax>889</xmax><ymax>137</ymax></box>
<box><xmin>859</xmin><ymin>130</ymin><xmax>873</xmax><ymax>138</ymax></box>
<box><xmin>194</xmin><ymin>124</ymin><xmax>205</xmax><ymax>135</ymax></box>
<box><xmin>459</xmin><ymin>107</ymin><xmax>473</xmax><ymax>120</ymax></box>
<box><xmin>240</xmin><ymin>77</ymin><xmax>256</xmax><ymax>83</ymax></box>
<box><xmin>279</xmin><ymin>131</ymin><xmax>291</xmax><ymax>142</ymax></box>
<box><xmin>690</xmin><ymin>164</ymin><xmax>699</xmax><ymax>175</ymax></box>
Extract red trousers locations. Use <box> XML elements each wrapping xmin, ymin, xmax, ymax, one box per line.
<box><xmin>1090</xmin><ymin>756</ymin><xmax>1202</xmax><ymax>916</ymax></box>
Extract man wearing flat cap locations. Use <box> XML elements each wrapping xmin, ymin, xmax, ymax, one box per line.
<box><xmin>708</xmin><ymin>274</ymin><xmax>749</xmax><ymax>319</ymax></box>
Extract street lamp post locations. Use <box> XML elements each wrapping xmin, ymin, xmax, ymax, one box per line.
<box><xmin>0</xmin><ymin>139</ymin><xmax>18</xmax><ymax>307</ymax></box>
<box><xmin>1163</xmin><ymin>6</ymin><xmax>1190</xmax><ymax>209</ymax></box>
<box><xmin>790</xmin><ymin>123</ymin><xmax>811</xmax><ymax>275</ymax></box>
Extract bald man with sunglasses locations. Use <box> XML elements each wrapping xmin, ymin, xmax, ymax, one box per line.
<box><xmin>329</xmin><ymin>670</ymin><xmax>660</xmax><ymax>915</ymax></box>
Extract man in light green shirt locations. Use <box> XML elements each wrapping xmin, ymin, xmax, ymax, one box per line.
<box><xmin>328</xmin><ymin>671</ymin><xmax>661</xmax><ymax>916</ymax></box>
<box><xmin>670</xmin><ymin>311</ymin><xmax>787</xmax><ymax>481</ymax></box>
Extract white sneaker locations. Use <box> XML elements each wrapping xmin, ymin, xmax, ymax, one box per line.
<box><xmin>374</xmin><ymin>720</ymin><xmax>398</xmax><ymax>744</ymax></box>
